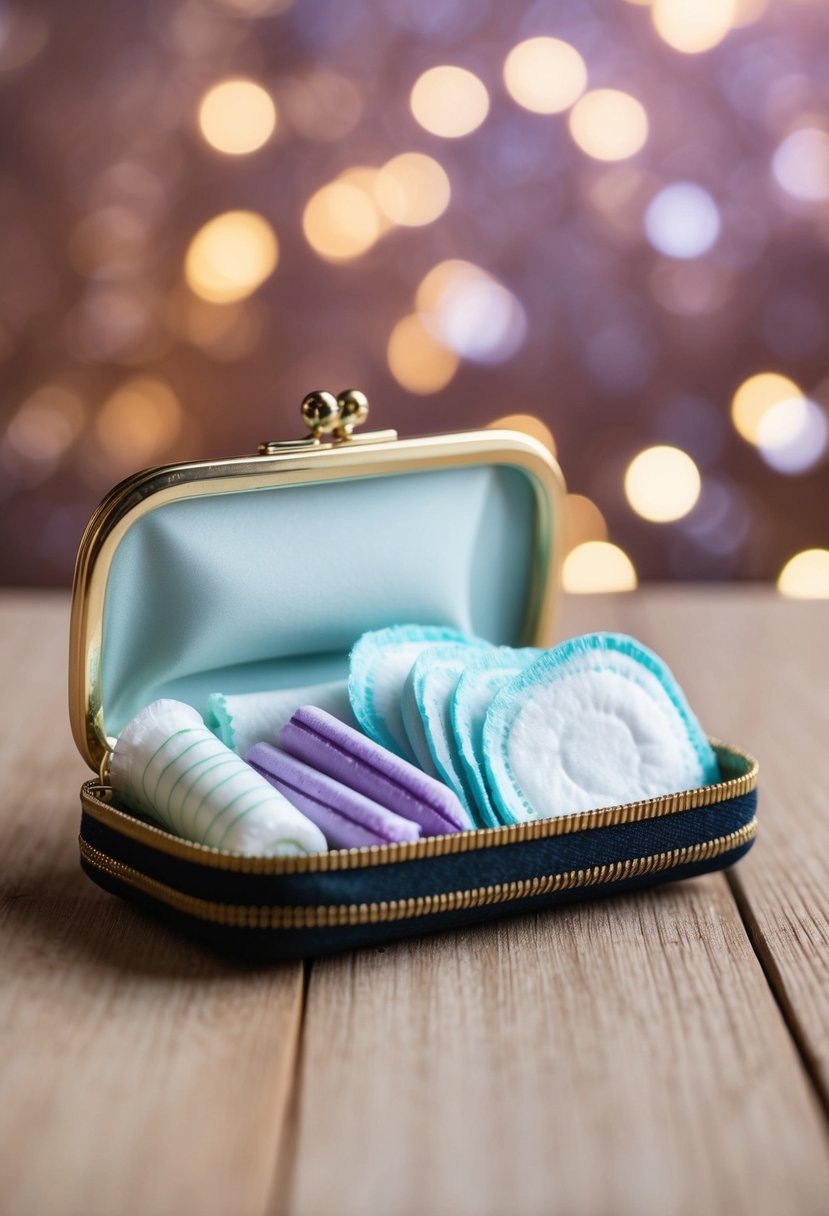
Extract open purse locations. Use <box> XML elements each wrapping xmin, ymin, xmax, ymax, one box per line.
<box><xmin>69</xmin><ymin>394</ymin><xmax>759</xmax><ymax>959</ymax></box>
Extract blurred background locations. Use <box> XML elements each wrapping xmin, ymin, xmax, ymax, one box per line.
<box><xmin>1</xmin><ymin>0</ymin><xmax>829</xmax><ymax>595</ymax></box>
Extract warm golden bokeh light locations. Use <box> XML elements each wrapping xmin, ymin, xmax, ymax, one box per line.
<box><xmin>387</xmin><ymin>314</ymin><xmax>459</xmax><ymax>394</ymax></box>
<box><xmin>487</xmin><ymin>413</ymin><xmax>556</xmax><ymax>455</ymax></box>
<box><xmin>94</xmin><ymin>378</ymin><xmax>182</xmax><ymax>466</ymax></box>
<box><xmin>415</xmin><ymin>260</ymin><xmax>479</xmax><ymax>314</ymax></box>
<box><xmin>568</xmin><ymin>89</ymin><xmax>648</xmax><ymax>161</ymax></box>
<box><xmin>184</xmin><ymin>211</ymin><xmax>278</xmax><ymax>303</ymax></box>
<box><xmin>652</xmin><ymin>0</ymin><xmax>737</xmax><ymax>54</ymax></box>
<box><xmin>564</xmin><ymin>493</ymin><xmax>609</xmax><ymax>553</ymax></box>
<box><xmin>731</xmin><ymin>372</ymin><xmax>802</xmax><ymax>444</ymax></box>
<box><xmin>410</xmin><ymin>65</ymin><xmax>489</xmax><ymax>138</ymax></box>
<box><xmin>198</xmin><ymin>79</ymin><xmax>276</xmax><ymax>155</ymax></box>
<box><xmin>302</xmin><ymin>179</ymin><xmax>381</xmax><ymax>261</ymax></box>
<box><xmin>503</xmin><ymin>37</ymin><xmax>587</xmax><ymax>115</ymax></box>
<box><xmin>563</xmin><ymin>541</ymin><xmax>638</xmax><ymax>593</ymax></box>
<box><xmin>373</xmin><ymin>153</ymin><xmax>451</xmax><ymax>227</ymax></box>
<box><xmin>778</xmin><ymin>549</ymin><xmax>829</xmax><ymax>598</ymax></box>
<box><xmin>624</xmin><ymin>445</ymin><xmax>701</xmax><ymax>522</ymax></box>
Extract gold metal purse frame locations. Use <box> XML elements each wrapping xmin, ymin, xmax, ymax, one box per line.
<box><xmin>69</xmin><ymin>391</ymin><xmax>566</xmax><ymax>779</ymax></box>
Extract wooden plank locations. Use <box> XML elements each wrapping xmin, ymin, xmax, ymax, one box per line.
<box><xmin>611</xmin><ymin>587</ymin><xmax>829</xmax><ymax>1115</ymax></box>
<box><xmin>286</xmin><ymin>889</ymin><xmax>829</xmax><ymax>1216</ymax></box>
<box><xmin>0</xmin><ymin>594</ymin><xmax>303</xmax><ymax>1216</ymax></box>
<box><xmin>285</xmin><ymin>590</ymin><xmax>829</xmax><ymax>1216</ymax></box>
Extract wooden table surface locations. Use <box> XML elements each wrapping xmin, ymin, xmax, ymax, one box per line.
<box><xmin>2</xmin><ymin>587</ymin><xmax>828</xmax><ymax>1216</ymax></box>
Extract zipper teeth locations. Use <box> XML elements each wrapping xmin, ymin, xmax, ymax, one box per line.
<box><xmin>79</xmin><ymin>817</ymin><xmax>757</xmax><ymax>931</ymax></box>
<box><xmin>79</xmin><ymin>741</ymin><xmax>758</xmax><ymax>875</ymax></box>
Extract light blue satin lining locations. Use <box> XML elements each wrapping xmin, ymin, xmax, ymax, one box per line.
<box><xmin>101</xmin><ymin>464</ymin><xmax>535</xmax><ymax>737</ymax></box>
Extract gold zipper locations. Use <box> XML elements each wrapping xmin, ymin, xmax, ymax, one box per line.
<box><xmin>79</xmin><ymin>740</ymin><xmax>758</xmax><ymax>876</ymax></box>
<box><xmin>79</xmin><ymin>817</ymin><xmax>757</xmax><ymax>930</ymax></box>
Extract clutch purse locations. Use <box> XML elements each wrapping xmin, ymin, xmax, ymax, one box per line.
<box><xmin>69</xmin><ymin>391</ymin><xmax>758</xmax><ymax>959</ymax></box>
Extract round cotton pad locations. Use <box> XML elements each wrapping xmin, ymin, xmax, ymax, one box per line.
<box><xmin>451</xmin><ymin>647</ymin><xmax>541</xmax><ymax>827</ymax></box>
<box><xmin>400</xmin><ymin>640</ymin><xmax>493</xmax><ymax>813</ymax></box>
<box><xmin>483</xmin><ymin>633</ymin><xmax>720</xmax><ymax>824</ymax></box>
<box><xmin>348</xmin><ymin>624</ymin><xmax>475</xmax><ymax>761</ymax></box>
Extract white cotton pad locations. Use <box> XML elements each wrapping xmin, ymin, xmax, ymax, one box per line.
<box><xmin>348</xmin><ymin>625</ymin><xmax>475</xmax><ymax>761</ymax></box>
<box><xmin>400</xmin><ymin>640</ymin><xmax>493</xmax><ymax>819</ymax></box>
<box><xmin>204</xmin><ymin>680</ymin><xmax>354</xmax><ymax>757</ymax></box>
<box><xmin>110</xmin><ymin>698</ymin><xmax>328</xmax><ymax>857</ymax></box>
<box><xmin>451</xmin><ymin>647</ymin><xmax>542</xmax><ymax>827</ymax></box>
<box><xmin>483</xmin><ymin>633</ymin><xmax>720</xmax><ymax>825</ymax></box>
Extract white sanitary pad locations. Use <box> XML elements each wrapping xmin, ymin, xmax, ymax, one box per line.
<box><xmin>204</xmin><ymin>681</ymin><xmax>354</xmax><ymax>757</ymax></box>
<box><xmin>483</xmin><ymin>633</ymin><xmax>720</xmax><ymax>824</ymax></box>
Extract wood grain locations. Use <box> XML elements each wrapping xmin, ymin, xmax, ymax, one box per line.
<box><xmin>3</xmin><ymin>589</ymin><xmax>829</xmax><ymax>1216</ymax></box>
<box><xmin>284</xmin><ymin>590</ymin><xmax>829</xmax><ymax>1216</ymax></box>
<box><xmin>286</xmin><ymin>885</ymin><xmax>829</xmax><ymax>1216</ymax></box>
<box><xmin>0</xmin><ymin>594</ymin><xmax>303</xmax><ymax>1216</ymax></box>
<box><xmin>606</xmin><ymin>588</ymin><xmax>829</xmax><ymax>1115</ymax></box>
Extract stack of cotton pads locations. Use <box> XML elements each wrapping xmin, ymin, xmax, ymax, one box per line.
<box><xmin>348</xmin><ymin>626</ymin><xmax>720</xmax><ymax>827</ymax></box>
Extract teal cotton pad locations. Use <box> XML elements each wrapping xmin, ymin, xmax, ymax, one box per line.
<box><xmin>483</xmin><ymin>633</ymin><xmax>720</xmax><ymax>825</ymax></box>
<box><xmin>451</xmin><ymin>647</ymin><xmax>542</xmax><ymax>827</ymax></box>
<box><xmin>399</xmin><ymin>640</ymin><xmax>493</xmax><ymax>817</ymax></box>
<box><xmin>348</xmin><ymin>624</ymin><xmax>475</xmax><ymax>761</ymax></box>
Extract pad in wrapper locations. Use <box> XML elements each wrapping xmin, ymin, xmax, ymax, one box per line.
<box><xmin>110</xmin><ymin>698</ymin><xmax>327</xmax><ymax>857</ymax></box>
<box><xmin>245</xmin><ymin>742</ymin><xmax>421</xmax><ymax>849</ymax></box>
<box><xmin>279</xmin><ymin>705</ymin><xmax>470</xmax><ymax>835</ymax></box>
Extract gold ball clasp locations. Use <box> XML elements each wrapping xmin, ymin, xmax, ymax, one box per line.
<box><xmin>335</xmin><ymin>388</ymin><xmax>369</xmax><ymax>437</ymax></box>
<box><xmin>300</xmin><ymin>390</ymin><xmax>341</xmax><ymax>439</ymax></box>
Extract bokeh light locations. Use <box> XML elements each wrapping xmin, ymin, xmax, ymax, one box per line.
<box><xmin>644</xmin><ymin>183</ymin><xmax>721</xmax><ymax>258</ymax></box>
<box><xmin>302</xmin><ymin>178</ymin><xmax>381</xmax><ymax>261</ymax></box>
<box><xmin>410</xmin><ymin>65</ymin><xmax>489</xmax><ymax>138</ymax></box>
<box><xmin>416</xmin><ymin>260</ymin><xmax>526</xmax><ymax>364</ymax></box>
<box><xmin>564</xmin><ymin>494</ymin><xmax>609</xmax><ymax>553</ymax></box>
<box><xmin>772</xmin><ymin>128</ymin><xmax>829</xmax><ymax>202</ymax></box>
<box><xmin>563</xmin><ymin>542</ymin><xmax>638</xmax><ymax>593</ymax></box>
<box><xmin>94</xmin><ymin>379</ymin><xmax>182</xmax><ymax>467</ymax></box>
<box><xmin>651</xmin><ymin>0</ymin><xmax>737</xmax><ymax>54</ymax></box>
<box><xmin>198</xmin><ymin>80</ymin><xmax>276</xmax><ymax>155</ymax></box>
<box><xmin>184</xmin><ymin>211</ymin><xmax>278</xmax><ymax>302</ymax></box>
<box><xmin>777</xmin><ymin>549</ymin><xmax>829</xmax><ymax>599</ymax></box>
<box><xmin>279</xmin><ymin>69</ymin><xmax>362</xmax><ymax>142</ymax></box>
<box><xmin>730</xmin><ymin>372</ymin><xmax>802</xmax><ymax>444</ymax></box>
<box><xmin>373</xmin><ymin>153</ymin><xmax>451</xmax><ymax>227</ymax></box>
<box><xmin>386</xmin><ymin>314</ymin><xmax>458</xmax><ymax>394</ymax></box>
<box><xmin>568</xmin><ymin>90</ymin><xmax>648</xmax><ymax>161</ymax></box>
<box><xmin>503</xmin><ymin>37</ymin><xmax>587</xmax><ymax>115</ymax></box>
<box><xmin>757</xmin><ymin>396</ymin><xmax>828</xmax><ymax>473</ymax></box>
<box><xmin>625</xmin><ymin>446</ymin><xmax>701</xmax><ymax>522</ymax></box>
<box><xmin>6</xmin><ymin>386</ymin><xmax>86</xmax><ymax>463</ymax></box>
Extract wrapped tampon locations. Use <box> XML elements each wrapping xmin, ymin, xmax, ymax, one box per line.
<box><xmin>204</xmin><ymin>680</ymin><xmax>354</xmax><ymax>757</ymax></box>
<box><xmin>246</xmin><ymin>743</ymin><xmax>421</xmax><ymax>849</ymax></box>
<box><xmin>110</xmin><ymin>699</ymin><xmax>327</xmax><ymax>857</ymax></box>
<box><xmin>279</xmin><ymin>705</ymin><xmax>471</xmax><ymax>835</ymax></box>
